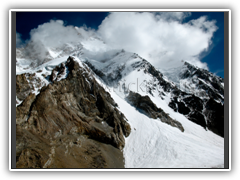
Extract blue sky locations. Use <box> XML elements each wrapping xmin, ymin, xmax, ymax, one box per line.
<box><xmin>16</xmin><ymin>11</ymin><xmax>224</xmax><ymax>78</ymax></box>
<box><xmin>184</xmin><ymin>12</ymin><xmax>224</xmax><ymax>78</ymax></box>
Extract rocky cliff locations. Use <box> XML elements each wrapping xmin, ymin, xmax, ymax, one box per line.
<box><xmin>16</xmin><ymin>56</ymin><xmax>131</xmax><ymax>168</ymax></box>
<box><xmin>166</xmin><ymin>62</ymin><xmax>224</xmax><ymax>137</ymax></box>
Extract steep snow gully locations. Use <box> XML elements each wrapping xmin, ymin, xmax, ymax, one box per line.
<box><xmin>16</xmin><ymin>38</ymin><xmax>224</xmax><ymax>168</ymax></box>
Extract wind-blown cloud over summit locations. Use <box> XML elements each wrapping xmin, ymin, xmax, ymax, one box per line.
<box><xmin>17</xmin><ymin>12</ymin><xmax>218</xmax><ymax>70</ymax></box>
<box><xmin>98</xmin><ymin>12</ymin><xmax>218</xmax><ymax>69</ymax></box>
<box><xmin>18</xmin><ymin>20</ymin><xmax>95</xmax><ymax>63</ymax></box>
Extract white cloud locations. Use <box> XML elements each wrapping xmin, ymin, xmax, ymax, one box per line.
<box><xmin>29</xmin><ymin>20</ymin><xmax>80</xmax><ymax>48</ymax></box>
<box><xmin>21</xmin><ymin>12</ymin><xmax>218</xmax><ymax>70</ymax></box>
<box><xmin>24</xmin><ymin>20</ymin><xmax>96</xmax><ymax>63</ymax></box>
<box><xmin>97</xmin><ymin>12</ymin><xmax>218</xmax><ymax>69</ymax></box>
<box><xmin>29</xmin><ymin>20</ymin><xmax>97</xmax><ymax>48</ymax></box>
<box><xmin>154</xmin><ymin>12</ymin><xmax>191</xmax><ymax>21</ymax></box>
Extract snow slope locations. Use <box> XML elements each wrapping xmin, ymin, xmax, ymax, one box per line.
<box><xmin>83</xmin><ymin>63</ymin><xmax>223</xmax><ymax>168</ymax></box>
<box><xmin>92</xmin><ymin>72</ymin><xmax>224</xmax><ymax>168</ymax></box>
<box><xmin>83</xmin><ymin>50</ymin><xmax>224</xmax><ymax>168</ymax></box>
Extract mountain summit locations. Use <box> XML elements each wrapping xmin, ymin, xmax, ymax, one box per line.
<box><xmin>15</xmin><ymin>38</ymin><xmax>224</xmax><ymax>168</ymax></box>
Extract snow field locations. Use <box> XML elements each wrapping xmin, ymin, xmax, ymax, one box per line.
<box><xmin>110</xmin><ymin>91</ymin><xmax>224</xmax><ymax>168</ymax></box>
<box><xmin>86</xmin><ymin>50</ymin><xmax>224</xmax><ymax>168</ymax></box>
<box><xmin>93</xmin><ymin>68</ymin><xmax>224</xmax><ymax>168</ymax></box>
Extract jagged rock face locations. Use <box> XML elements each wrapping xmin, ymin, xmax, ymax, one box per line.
<box><xmin>16</xmin><ymin>93</ymin><xmax>36</xmax><ymax>125</ymax></box>
<box><xmin>204</xmin><ymin>98</ymin><xmax>224</xmax><ymax>137</ymax></box>
<box><xmin>188</xmin><ymin>111</ymin><xmax>206</xmax><ymax>129</ymax></box>
<box><xmin>16</xmin><ymin>57</ymin><xmax>131</xmax><ymax>168</ymax></box>
<box><xmin>168</xmin><ymin>91</ymin><xmax>224</xmax><ymax>136</ymax></box>
<box><xmin>126</xmin><ymin>91</ymin><xmax>184</xmax><ymax>132</ymax></box>
<box><xmin>129</xmin><ymin>59</ymin><xmax>224</xmax><ymax>136</ymax></box>
<box><xmin>16</xmin><ymin>72</ymin><xmax>45</xmax><ymax>105</ymax></box>
<box><xmin>16</xmin><ymin>73</ymin><xmax>41</xmax><ymax>101</ymax></box>
<box><xmin>155</xmin><ymin>63</ymin><xmax>223</xmax><ymax>136</ymax></box>
<box><xmin>169</xmin><ymin>98</ymin><xmax>190</xmax><ymax>115</ymax></box>
<box><xmin>85</xmin><ymin>53</ymin><xmax>224</xmax><ymax>137</ymax></box>
<box><xmin>160</xmin><ymin>62</ymin><xmax>224</xmax><ymax>137</ymax></box>
<box><xmin>179</xmin><ymin>62</ymin><xmax>224</xmax><ymax>102</ymax></box>
<box><xmin>16</xmin><ymin>74</ymin><xmax>34</xmax><ymax>101</ymax></box>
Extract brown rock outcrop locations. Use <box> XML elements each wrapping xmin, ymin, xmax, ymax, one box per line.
<box><xmin>16</xmin><ymin>56</ymin><xmax>131</xmax><ymax>168</ymax></box>
<box><xmin>16</xmin><ymin>73</ymin><xmax>34</xmax><ymax>101</ymax></box>
<box><xmin>16</xmin><ymin>72</ymin><xmax>43</xmax><ymax>103</ymax></box>
<box><xmin>126</xmin><ymin>91</ymin><xmax>184</xmax><ymax>132</ymax></box>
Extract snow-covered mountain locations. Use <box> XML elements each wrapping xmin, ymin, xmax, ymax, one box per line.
<box><xmin>160</xmin><ymin>61</ymin><xmax>224</xmax><ymax>103</ymax></box>
<box><xmin>15</xmin><ymin>36</ymin><xmax>224</xmax><ymax>168</ymax></box>
<box><xmin>160</xmin><ymin>61</ymin><xmax>224</xmax><ymax>137</ymax></box>
<box><xmin>84</xmin><ymin>49</ymin><xmax>224</xmax><ymax>137</ymax></box>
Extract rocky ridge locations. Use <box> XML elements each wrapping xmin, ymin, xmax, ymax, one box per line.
<box><xmin>16</xmin><ymin>56</ymin><xmax>131</xmax><ymax>168</ymax></box>
<box><xmin>85</xmin><ymin>53</ymin><xmax>224</xmax><ymax>137</ymax></box>
<box><xmin>166</xmin><ymin>62</ymin><xmax>224</xmax><ymax>137</ymax></box>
